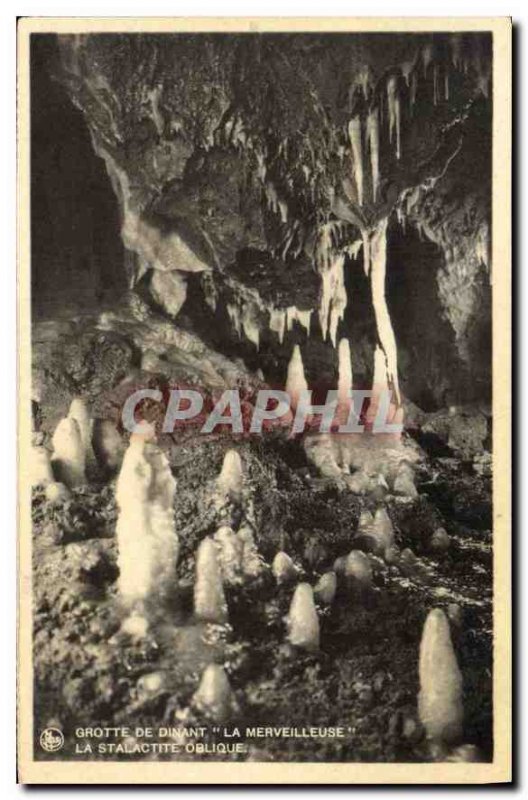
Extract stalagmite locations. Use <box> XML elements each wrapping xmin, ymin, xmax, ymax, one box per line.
<box><xmin>366</xmin><ymin>108</ymin><xmax>380</xmax><ymax>202</ymax></box>
<box><xmin>45</xmin><ymin>481</ymin><xmax>70</xmax><ymax>504</ymax></box>
<box><xmin>237</xmin><ymin>526</ymin><xmax>264</xmax><ymax>578</ymax></box>
<box><xmin>51</xmin><ymin>417</ymin><xmax>86</xmax><ymax>488</ymax></box>
<box><xmin>337</xmin><ymin>338</ymin><xmax>353</xmax><ymax>408</ymax></box>
<box><xmin>217</xmin><ymin>449</ymin><xmax>243</xmax><ymax>503</ymax></box>
<box><xmin>285</xmin><ymin>345</ymin><xmax>308</xmax><ymax>410</ymax></box>
<box><xmin>287</xmin><ymin>583</ymin><xmax>320</xmax><ymax>651</ymax></box>
<box><xmin>115</xmin><ymin>434</ymin><xmax>178</xmax><ymax>605</ymax></box>
<box><xmin>214</xmin><ymin>526</ymin><xmax>243</xmax><ymax>584</ymax></box>
<box><xmin>387</xmin><ymin>76</ymin><xmax>401</xmax><ymax>160</ymax></box>
<box><xmin>344</xmin><ymin>550</ymin><xmax>372</xmax><ymax>587</ymax></box>
<box><xmin>92</xmin><ymin>419</ymin><xmax>125</xmax><ymax>472</ymax></box>
<box><xmin>272</xmin><ymin>551</ymin><xmax>297</xmax><ymax>584</ymax></box>
<box><xmin>31</xmin><ymin>446</ymin><xmax>54</xmax><ymax>487</ymax></box>
<box><xmin>418</xmin><ymin>608</ymin><xmax>464</xmax><ymax>744</ymax></box>
<box><xmin>192</xmin><ymin>664</ymin><xmax>237</xmax><ymax>722</ymax></box>
<box><xmin>369</xmin><ymin>219</ymin><xmax>401</xmax><ymax>404</ymax></box>
<box><xmin>194</xmin><ymin>537</ymin><xmax>228</xmax><ymax>623</ymax></box>
<box><xmin>68</xmin><ymin>397</ymin><xmax>97</xmax><ymax>476</ymax></box>
<box><xmin>314</xmin><ymin>571</ymin><xmax>337</xmax><ymax>605</ymax></box>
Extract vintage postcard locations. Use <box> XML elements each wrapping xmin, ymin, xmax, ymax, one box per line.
<box><xmin>17</xmin><ymin>17</ymin><xmax>512</xmax><ymax>784</ymax></box>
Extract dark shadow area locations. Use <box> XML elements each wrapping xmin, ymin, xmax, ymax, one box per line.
<box><xmin>31</xmin><ymin>34</ymin><xmax>127</xmax><ymax>320</ymax></box>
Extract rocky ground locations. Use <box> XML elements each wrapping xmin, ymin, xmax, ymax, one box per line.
<box><xmin>31</xmin><ymin>311</ymin><xmax>493</xmax><ymax>765</ymax></box>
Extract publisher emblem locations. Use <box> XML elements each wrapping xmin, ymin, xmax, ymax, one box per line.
<box><xmin>39</xmin><ymin>727</ymin><xmax>64</xmax><ymax>753</ymax></box>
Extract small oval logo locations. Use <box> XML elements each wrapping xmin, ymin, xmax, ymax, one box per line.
<box><xmin>39</xmin><ymin>727</ymin><xmax>64</xmax><ymax>753</ymax></box>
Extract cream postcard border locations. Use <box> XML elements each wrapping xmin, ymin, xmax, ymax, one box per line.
<box><xmin>17</xmin><ymin>16</ymin><xmax>512</xmax><ymax>785</ymax></box>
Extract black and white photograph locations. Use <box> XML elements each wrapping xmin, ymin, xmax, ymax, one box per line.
<box><xmin>16</xmin><ymin>16</ymin><xmax>511</xmax><ymax>785</ymax></box>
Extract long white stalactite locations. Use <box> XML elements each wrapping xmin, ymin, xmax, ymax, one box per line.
<box><xmin>366</xmin><ymin>218</ymin><xmax>401</xmax><ymax>406</ymax></box>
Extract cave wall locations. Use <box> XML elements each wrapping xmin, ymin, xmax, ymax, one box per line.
<box><xmin>31</xmin><ymin>32</ymin><xmax>492</xmax><ymax>409</ymax></box>
<box><xmin>31</xmin><ymin>35</ymin><xmax>127</xmax><ymax>319</ymax></box>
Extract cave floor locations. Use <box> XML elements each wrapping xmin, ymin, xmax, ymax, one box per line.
<box><xmin>32</xmin><ymin>429</ymin><xmax>492</xmax><ymax>764</ymax></box>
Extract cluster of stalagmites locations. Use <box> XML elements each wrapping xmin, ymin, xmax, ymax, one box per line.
<box><xmin>34</xmin><ymin>398</ymin><xmax>468</xmax><ymax>750</ymax></box>
<box><xmin>32</xmin><ymin>397</ymin><xmax>125</xmax><ymax>493</ymax></box>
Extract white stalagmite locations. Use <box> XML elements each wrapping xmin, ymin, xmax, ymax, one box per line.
<box><xmin>92</xmin><ymin>419</ymin><xmax>125</xmax><ymax>472</ymax></box>
<box><xmin>285</xmin><ymin>345</ymin><xmax>308</xmax><ymax>410</ymax></box>
<box><xmin>366</xmin><ymin>108</ymin><xmax>380</xmax><ymax>203</ymax></box>
<box><xmin>314</xmin><ymin>571</ymin><xmax>337</xmax><ymax>605</ymax></box>
<box><xmin>31</xmin><ymin>446</ymin><xmax>54</xmax><ymax>487</ymax></box>
<box><xmin>387</xmin><ymin>76</ymin><xmax>401</xmax><ymax>160</ymax></box>
<box><xmin>192</xmin><ymin>664</ymin><xmax>236</xmax><ymax>722</ymax></box>
<box><xmin>194</xmin><ymin>537</ymin><xmax>228</xmax><ymax>623</ymax></box>
<box><xmin>116</xmin><ymin>434</ymin><xmax>178</xmax><ymax>605</ymax></box>
<box><xmin>348</xmin><ymin>117</ymin><xmax>364</xmax><ymax>206</ymax></box>
<box><xmin>227</xmin><ymin>303</ymin><xmax>242</xmax><ymax>337</ymax></box>
<box><xmin>68</xmin><ymin>397</ymin><xmax>97</xmax><ymax>473</ymax></box>
<box><xmin>217</xmin><ymin>449</ymin><xmax>243</xmax><ymax>502</ymax></box>
<box><xmin>369</xmin><ymin>219</ymin><xmax>401</xmax><ymax>404</ymax></box>
<box><xmin>337</xmin><ymin>338</ymin><xmax>353</xmax><ymax>407</ymax></box>
<box><xmin>287</xmin><ymin>583</ymin><xmax>320</xmax><ymax>651</ymax></box>
<box><xmin>242</xmin><ymin>304</ymin><xmax>260</xmax><ymax>349</ymax></box>
<box><xmin>237</xmin><ymin>526</ymin><xmax>264</xmax><ymax>578</ymax></box>
<box><xmin>272</xmin><ymin>551</ymin><xmax>297</xmax><ymax>584</ymax></box>
<box><xmin>418</xmin><ymin>608</ymin><xmax>464</xmax><ymax>744</ymax></box>
<box><xmin>51</xmin><ymin>417</ymin><xmax>86</xmax><ymax>488</ymax></box>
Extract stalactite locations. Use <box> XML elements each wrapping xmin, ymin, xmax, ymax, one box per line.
<box><xmin>116</xmin><ymin>434</ymin><xmax>178</xmax><ymax>605</ymax></box>
<box><xmin>368</xmin><ymin>219</ymin><xmax>401</xmax><ymax>404</ymax></box>
<box><xmin>433</xmin><ymin>65</ymin><xmax>438</xmax><ymax>106</ymax></box>
<box><xmin>285</xmin><ymin>344</ymin><xmax>308</xmax><ymax>410</ymax></box>
<box><xmin>366</xmin><ymin>108</ymin><xmax>380</xmax><ymax>203</ymax></box>
<box><xmin>418</xmin><ymin>608</ymin><xmax>464</xmax><ymax>744</ymax></box>
<box><xmin>194</xmin><ymin>537</ymin><xmax>228</xmax><ymax>623</ymax></box>
<box><xmin>272</xmin><ymin>551</ymin><xmax>296</xmax><ymax>584</ymax></box>
<box><xmin>286</xmin><ymin>306</ymin><xmax>312</xmax><ymax>337</ymax></box>
<box><xmin>314</xmin><ymin>571</ymin><xmax>337</xmax><ymax>605</ymax></box>
<box><xmin>348</xmin><ymin>116</ymin><xmax>363</xmax><ymax>206</ymax></box>
<box><xmin>51</xmin><ymin>417</ymin><xmax>86</xmax><ymax>488</ymax></box>
<box><xmin>387</xmin><ymin>76</ymin><xmax>401</xmax><ymax>160</ymax></box>
<box><xmin>344</xmin><ymin>550</ymin><xmax>372</xmax><ymax>587</ymax></box>
<box><xmin>214</xmin><ymin>526</ymin><xmax>243</xmax><ymax>584</ymax></box>
<box><xmin>287</xmin><ymin>583</ymin><xmax>320</xmax><ymax>651</ymax></box>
